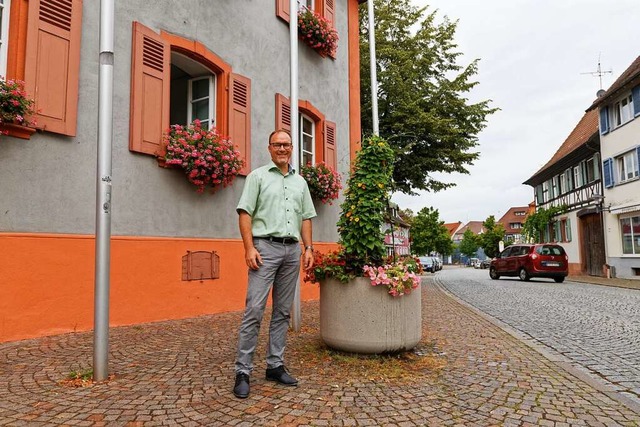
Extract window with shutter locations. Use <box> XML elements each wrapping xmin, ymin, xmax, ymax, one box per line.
<box><xmin>275</xmin><ymin>93</ymin><xmax>330</xmax><ymax>170</ymax></box>
<box><xmin>276</xmin><ymin>0</ymin><xmax>336</xmax><ymax>57</ymax></box>
<box><xmin>24</xmin><ymin>0</ymin><xmax>82</xmax><ymax>136</ymax></box>
<box><xmin>130</xmin><ymin>25</ymin><xmax>251</xmax><ymax>171</ymax></box>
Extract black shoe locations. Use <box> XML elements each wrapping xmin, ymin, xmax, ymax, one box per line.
<box><xmin>265</xmin><ymin>365</ymin><xmax>298</xmax><ymax>386</ymax></box>
<box><xmin>233</xmin><ymin>372</ymin><xmax>250</xmax><ymax>398</ymax></box>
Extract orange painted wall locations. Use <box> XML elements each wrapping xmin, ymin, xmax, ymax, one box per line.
<box><xmin>0</xmin><ymin>233</ymin><xmax>334</xmax><ymax>343</ymax></box>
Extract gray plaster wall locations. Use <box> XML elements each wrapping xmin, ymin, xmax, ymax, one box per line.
<box><xmin>0</xmin><ymin>0</ymin><xmax>351</xmax><ymax>242</ymax></box>
<box><xmin>609</xmin><ymin>257</ymin><xmax>640</xmax><ymax>280</ymax></box>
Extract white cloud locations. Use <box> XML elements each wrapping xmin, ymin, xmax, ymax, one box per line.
<box><xmin>390</xmin><ymin>0</ymin><xmax>638</xmax><ymax>223</ymax></box>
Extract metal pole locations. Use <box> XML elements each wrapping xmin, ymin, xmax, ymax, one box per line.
<box><xmin>367</xmin><ymin>0</ymin><xmax>379</xmax><ymax>136</ymax></box>
<box><xmin>290</xmin><ymin>0</ymin><xmax>301</xmax><ymax>331</ymax></box>
<box><xmin>93</xmin><ymin>0</ymin><xmax>115</xmax><ymax>381</ymax></box>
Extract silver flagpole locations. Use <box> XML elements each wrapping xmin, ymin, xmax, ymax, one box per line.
<box><xmin>290</xmin><ymin>0</ymin><xmax>301</xmax><ymax>331</ymax></box>
<box><xmin>93</xmin><ymin>0</ymin><xmax>115</xmax><ymax>381</ymax></box>
<box><xmin>368</xmin><ymin>0</ymin><xmax>379</xmax><ymax>135</ymax></box>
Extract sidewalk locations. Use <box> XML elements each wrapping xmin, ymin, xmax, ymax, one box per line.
<box><xmin>568</xmin><ymin>274</ymin><xmax>640</xmax><ymax>291</ymax></box>
<box><xmin>0</xmin><ymin>278</ymin><xmax>639</xmax><ymax>426</ymax></box>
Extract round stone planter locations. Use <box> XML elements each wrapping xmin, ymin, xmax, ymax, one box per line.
<box><xmin>319</xmin><ymin>277</ymin><xmax>422</xmax><ymax>353</ymax></box>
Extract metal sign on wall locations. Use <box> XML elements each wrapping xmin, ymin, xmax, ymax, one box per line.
<box><xmin>181</xmin><ymin>251</ymin><xmax>220</xmax><ymax>281</ymax></box>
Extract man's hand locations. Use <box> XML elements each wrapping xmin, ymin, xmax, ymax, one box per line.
<box><xmin>303</xmin><ymin>249</ymin><xmax>314</xmax><ymax>271</ymax></box>
<box><xmin>246</xmin><ymin>246</ymin><xmax>263</xmax><ymax>270</ymax></box>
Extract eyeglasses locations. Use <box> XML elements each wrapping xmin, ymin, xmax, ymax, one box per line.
<box><xmin>269</xmin><ymin>143</ymin><xmax>293</xmax><ymax>150</ymax></box>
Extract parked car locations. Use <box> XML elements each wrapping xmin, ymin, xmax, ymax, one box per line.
<box><xmin>418</xmin><ymin>256</ymin><xmax>435</xmax><ymax>273</ymax></box>
<box><xmin>431</xmin><ymin>257</ymin><xmax>442</xmax><ymax>271</ymax></box>
<box><xmin>472</xmin><ymin>259</ymin><xmax>482</xmax><ymax>269</ymax></box>
<box><xmin>489</xmin><ymin>244</ymin><xmax>568</xmax><ymax>282</ymax></box>
<box><xmin>480</xmin><ymin>259</ymin><xmax>492</xmax><ymax>269</ymax></box>
<box><xmin>468</xmin><ymin>257</ymin><xmax>479</xmax><ymax>267</ymax></box>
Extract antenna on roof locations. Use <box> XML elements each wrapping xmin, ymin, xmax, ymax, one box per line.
<box><xmin>581</xmin><ymin>53</ymin><xmax>612</xmax><ymax>92</ymax></box>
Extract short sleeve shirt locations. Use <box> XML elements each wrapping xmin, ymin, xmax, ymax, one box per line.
<box><xmin>236</xmin><ymin>161</ymin><xmax>317</xmax><ymax>242</ymax></box>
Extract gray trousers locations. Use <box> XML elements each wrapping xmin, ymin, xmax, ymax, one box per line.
<box><xmin>235</xmin><ymin>238</ymin><xmax>301</xmax><ymax>375</ymax></box>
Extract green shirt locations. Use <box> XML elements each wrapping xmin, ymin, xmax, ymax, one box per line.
<box><xmin>236</xmin><ymin>161</ymin><xmax>317</xmax><ymax>241</ymax></box>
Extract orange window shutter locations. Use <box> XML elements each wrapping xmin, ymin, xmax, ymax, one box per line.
<box><xmin>228</xmin><ymin>73</ymin><xmax>252</xmax><ymax>175</ymax></box>
<box><xmin>324</xmin><ymin>120</ymin><xmax>337</xmax><ymax>170</ymax></box>
<box><xmin>276</xmin><ymin>0</ymin><xmax>290</xmax><ymax>23</ymax></box>
<box><xmin>24</xmin><ymin>0</ymin><xmax>83</xmax><ymax>136</ymax></box>
<box><xmin>323</xmin><ymin>0</ymin><xmax>335</xmax><ymax>28</ymax></box>
<box><xmin>129</xmin><ymin>22</ymin><xmax>170</xmax><ymax>156</ymax></box>
<box><xmin>275</xmin><ymin>93</ymin><xmax>291</xmax><ymax>132</ymax></box>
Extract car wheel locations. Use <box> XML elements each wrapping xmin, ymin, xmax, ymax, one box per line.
<box><xmin>518</xmin><ymin>268</ymin><xmax>530</xmax><ymax>281</ymax></box>
<box><xmin>489</xmin><ymin>267</ymin><xmax>500</xmax><ymax>280</ymax></box>
<box><xmin>554</xmin><ymin>277</ymin><xmax>565</xmax><ymax>283</ymax></box>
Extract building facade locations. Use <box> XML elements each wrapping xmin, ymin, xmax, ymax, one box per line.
<box><xmin>524</xmin><ymin>110</ymin><xmax>604</xmax><ymax>276</ymax></box>
<box><xmin>497</xmin><ymin>206</ymin><xmax>530</xmax><ymax>244</ymax></box>
<box><xmin>588</xmin><ymin>56</ymin><xmax>640</xmax><ymax>279</ymax></box>
<box><xmin>0</xmin><ymin>0</ymin><xmax>364</xmax><ymax>342</ymax></box>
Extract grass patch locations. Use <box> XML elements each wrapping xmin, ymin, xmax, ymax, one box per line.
<box><xmin>58</xmin><ymin>368</ymin><xmax>96</xmax><ymax>388</ymax></box>
<box><xmin>293</xmin><ymin>338</ymin><xmax>446</xmax><ymax>383</ymax></box>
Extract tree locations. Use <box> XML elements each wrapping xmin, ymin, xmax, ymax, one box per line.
<box><xmin>479</xmin><ymin>215</ymin><xmax>505</xmax><ymax>258</ymax></box>
<box><xmin>398</xmin><ymin>207</ymin><xmax>415</xmax><ymax>226</ymax></box>
<box><xmin>410</xmin><ymin>207</ymin><xmax>453</xmax><ymax>256</ymax></box>
<box><xmin>522</xmin><ymin>205</ymin><xmax>567</xmax><ymax>242</ymax></box>
<box><xmin>458</xmin><ymin>229</ymin><xmax>479</xmax><ymax>259</ymax></box>
<box><xmin>360</xmin><ymin>0</ymin><xmax>497</xmax><ymax>194</ymax></box>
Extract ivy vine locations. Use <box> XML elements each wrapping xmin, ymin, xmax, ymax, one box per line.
<box><xmin>522</xmin><ymin>205</ymin><xmax>568</xmax><ymax>243</ymax></box>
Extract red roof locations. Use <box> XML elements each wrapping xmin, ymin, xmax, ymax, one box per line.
<box><xmin>525</xmin><ymin>109</ymin><xmax>598</xmax><ymax>184</ymax></box>
<box><xmin>498</xmin><ymin>206</ymin><xmax>529</xmax><ymax>232</ymax></box>
<box><xmin>455</xmin><ymin>221</ymin><xmax>485</xmax><ymax>236</ymax></box>
<box><xmin>443</xmin><ymin>221</ymin><xmax>462</xmax><ymax>237</ymax></box>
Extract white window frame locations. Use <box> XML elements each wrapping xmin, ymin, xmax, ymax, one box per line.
<box><xmin>542</xmin><ymin>181</ymin><xmax>549</xmax><ymax>203</ymax></box>
<box><xmin>616</xmin><ymin>150</ymin><xmax>639</xmax><ymax>183</ymax></box>
<box><xmin>573</xmin><ymin>164</ymin><xmax>584</xmax><ymax>188</ymax></box>
<box><xmin>612</xmin><ymin>93</ymin><xmax>633</xmax><ymax>128</ymax></box>
<box><xmin>187</xmin><ymin>75</ymin><xmax>216</xmax><ymax>129</ymax></box>
<box><xmin>0</xmin><ymin>0</ymin><xmax>11</xmax><ymax>78</ymax></box>
<box><xmin>620</xmin><ymin>215</ymin><xmax>640</xmax><ymax>255</ymax></box>
<box><xmin>298</xmin><ymin>0</ymin><xmax>314</xmax><ymax>11</ymax></box>
<box><xmin>299</xmin><ymin>113</ymin><xmax>315</xmax><ymax>169</ymax></box>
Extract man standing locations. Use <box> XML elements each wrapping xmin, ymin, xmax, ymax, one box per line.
<box><xmin>233</xmin><ymin>129</ymin><xmax>317</xmax><ymax>399</ymax></box>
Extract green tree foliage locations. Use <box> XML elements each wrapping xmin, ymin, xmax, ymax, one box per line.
<box><xmin>359</xmin><ymin>0</ymin><xmax>497</xmax><ymax>194</ymax></box>
<box><xmin>522</xmin><ymin>205</ymin><xmax>568</xmax><ymax>242</ymax></box>
<box><xmin>410</xmin><ymin>207</ymin><xmax>453</xmax><ymax>256</ymax></box>
<box><xmin>479</xmin><ymin>215</ymin><xmax>505</xmax><ymax>258</ymax></box>
<box><xmin>398</xmin><ymin>208</ymin><xmax>415</xmax><ymax>226</ymax></box>
<box><xmin>458</xmin><ymin>228</ymin><xmax>479</xmax><ymax>258</ymax></box>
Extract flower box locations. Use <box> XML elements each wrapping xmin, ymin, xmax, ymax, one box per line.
<box><xmin>0</xmin><ymin>122</ymin><xmax>36</xmax><ymax>140</ymax></box>
<box><xmin>298</xmin><ymin>8</ymin><xmax>338</xmax><ymax>58</ymax></box>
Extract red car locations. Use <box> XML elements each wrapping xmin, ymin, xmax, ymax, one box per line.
<box><xmin>489</xmin><ymin>244</ymin><xmax>568</xmax><ymax>283</ymax></box>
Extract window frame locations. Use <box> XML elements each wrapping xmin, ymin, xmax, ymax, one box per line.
<box><xmin>620</xmin><ymin>215</ymin><xmax>640</xmax><ymax>255</ymax></box>
<box><xmin>0</xmin><ymin>0</ymin><xmax>10</xmax><ymax>77</ymax></box>
<box><xmin>299</xmin><ymin>112</ymin><xmax>315</xmax><ymax>169</ymax></box>
<box><xmin>616</xmin><ymin>150</ymin><xmax>639</xmax><ymax>183</ymax></box>
<box><xmin>612</xmin><ymin>93</ymin><xmax>634</xmax><ymax>128</ymax></box>
<box><xmin>187</xmin><ymin>75</ymin><xmax>216</xmax><ymax>129</ymax></box>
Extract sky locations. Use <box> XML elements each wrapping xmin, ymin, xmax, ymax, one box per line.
<box><xmin>391</xmin><ymin>0</ymin><xmax>639</xmax><ymax>225</ymax></box>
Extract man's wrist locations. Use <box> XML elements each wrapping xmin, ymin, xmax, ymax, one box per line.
<box><xmin>304</xmin><ymin>245</ymin><xmax>314</xmax><ymax>252</ymax></box>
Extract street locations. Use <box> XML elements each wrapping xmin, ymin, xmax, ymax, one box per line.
<box><xmin>436</xmin><ymin>265</ymin><xmax>640</xmax><ymax>405</ymax></box>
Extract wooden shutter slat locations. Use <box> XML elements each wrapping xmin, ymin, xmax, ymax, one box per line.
<box><xmin>275</xmin><ymin>93</ymin><xmax>291</xmax><ymax>132</ymax></box>
<box><xmin>323</xmin><ymin>0</ymin><xmax>335</xmax><ymax>28</ymax></box>
<box><xmin>324</xmin><ymin>120</ymin><xmax>337</xmax><ymax>171</ymax></box>
<box><xmin>24</xmin><ymin>0</ymin><xmax>82</xmax><ymax>136</ymax></box>
<box><xmin>228</xmin><ymin>73</ymin><xmax>252</xmax><ymax>175</ymax></box>
<box><xmin>129</xmin><ymin>22</ymin><xmax>170</xmax><ymax>156</ymax></box>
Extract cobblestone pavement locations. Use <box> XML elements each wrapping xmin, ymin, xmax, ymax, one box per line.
<box><xmin>1</xmin><ymin>277</ymin><xmax>639</xmax><ymax>426</ymax></box>
<box><xmin>437</xmin><ymin>267</ymin><xmax>640</xmax><ymax>408</ymax></box>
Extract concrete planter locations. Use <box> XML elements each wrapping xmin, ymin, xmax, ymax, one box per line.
<box><xmin>319</xmin><ymin>277</ymin><xmax>422</xmax><ymax>353</ymax></box>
